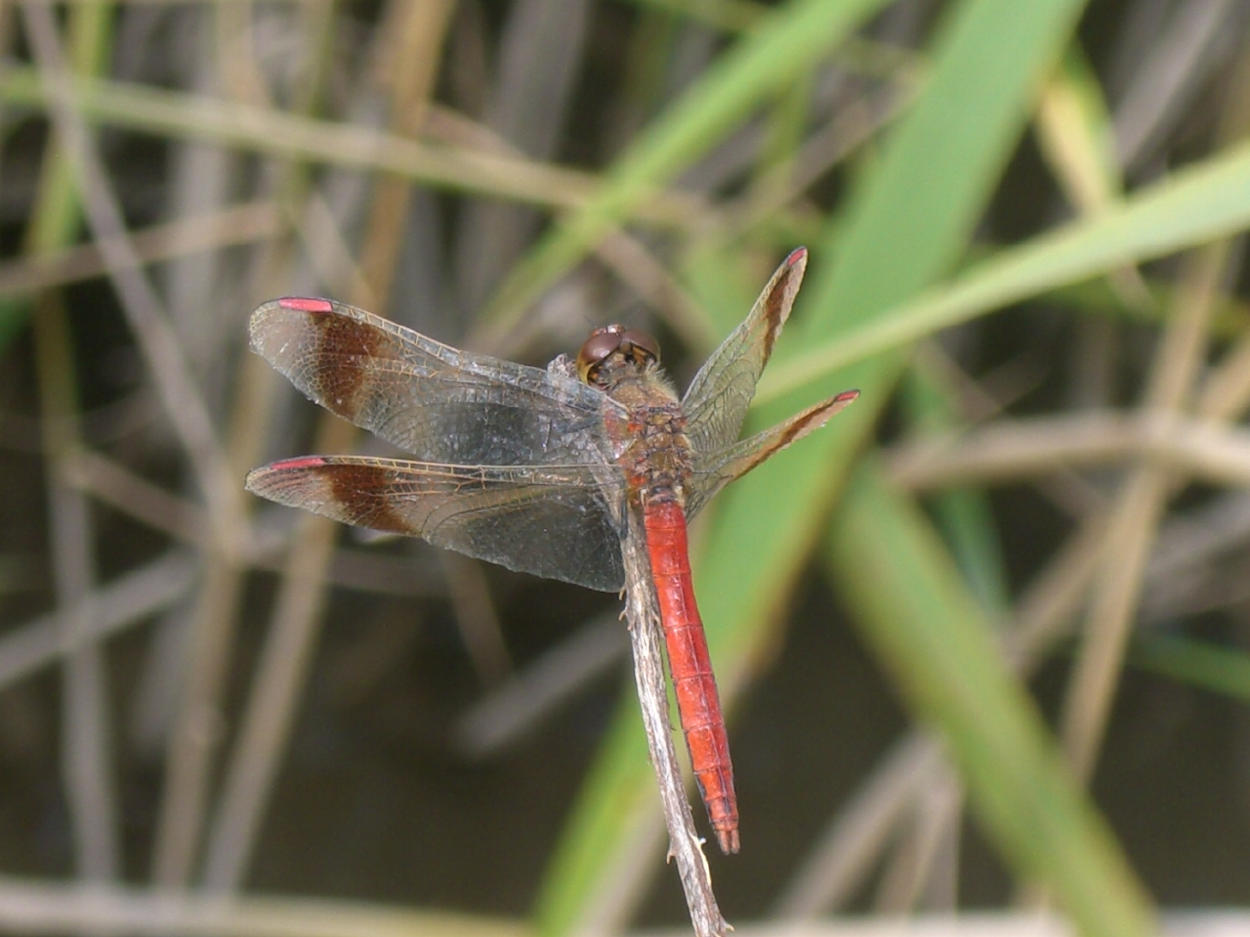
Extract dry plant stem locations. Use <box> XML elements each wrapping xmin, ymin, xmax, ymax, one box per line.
<box><xmin>163</xmin><ymin>19</ymin><xmax>239</xmax><ymax>333</ymax></box>
<box><xmin>285</xmin><ymin>194</ymin><xmax>380</xmax><ymax>311</ymax></box>
<box><xmin>64</xmin><ymin>449</ymin><xmax>210</xmax><ymax>547</ymax></box>
<box><xmin>20</xmin><ymin>7</ymin><xmax>241</xmax><ymax>540</ymax></box>
<box><xmin>154</xmin><ymin>5</ymin><xmax>338</xmax><ymax>888</ymax></box>
<box><xmin>193</xmin><ymin>69</ymin><xmax>359</xmax><ymax>879</ymax></box>
<box><xmin>1060</xmin><ymin>33</ymin><xmax>1250</xmax><ymax>784</ymax></box>
<box><xmin>191</xmin><ymin>14</ymin><xmax>344</xmax><ymax>825</ymax></box>
<box><xmin>1060</xmin><ymin>242</ymin><xmax>1229</xmax><ymax>782</ymax></box>
<box><xmin>151</xmin><ymin>552</ymin><xmax>250</xmax><ymax>887</ymax></box>
<box><xmin>0</xmin><ymin>66</ymin><xmax>708</xmax><ymax>226</ymax></box>
<box><xmin>772</xmin><ymin>734</ymin><xmax>946</xmax><ymax>917</ymax></box>
<box><xmin>1060</xmin><ymin>43</ymin><xmax>1250</xmax><ymax>776</ymax></box>
<box><xmin>33</xmin><ymin>298</ymin><xmax>120</xmax><ymax>883</ymax></box>
<box><xmin>886</xmin><ymin>410</ymin><xmax>1250</xmax><ymax>492</ymax></box>
<box><xmin>0</xmin><ymin>877</ymin><xmax>1244</xmax><ymax>937</ymax></box>
<box><xmin>873</xmin><ymin>763</ymin><xmax>962</xmax><ymax>913</ymax></box>
<box><xmin>1194</xmin><ymin>82</ymin><xmax>1250</xmax><ymax>421</ymax></box>
<box><xmin>62</xmin><ymin>452</ymin><xmax>398</xmax><ymax>575</ymax></box>
<box><xmin>0</xmin><ymin>876</ymin><xmax>531</xmax><ymax>937</ymax></box>
<box><xmin>729</xmin><ymin>79</ymin><xmax>915</xmax><ymax>235</ymax></box>
<box><xmin>1197</xmin><ymin>326</ymin><xmax>1250</xmax><ymax>419</ymax></box>
<box><xmin>1113</xmin><ymin>0</ymin><xmax>1241</xmax><ymax>169</ymax></box>
<box><xmin>0</xmin><ymin>201</ymin><xmax>281</xmax><ymax>298</ymax></box>
<box><xmin>216</xmin><ymin>1</ymin><xmax>270</xmax><ymax>106</ymax></box>
<box><xmin>147</xmin><ymin>11</ymin><xmax>307</xmax><ymax>886</ymax></box>
<box><xmin>1147</xmin><ymin>494</ymin><xmax>1250</xmax><ymax>585</ymax></box>
<box><xmin>439</xmin><ymin>553</ymin><xmax>512</xmax><ymax>685</ymax></box>
<box><xmin>1003</xmin><ymin>514</ymin><xmax>1112</xmax><ymax>670</ymax></box>
<box><xmin>454</xmin><ymin>614</ymin><xmax>626</xmax><ymax>758</ymax></box>
<box><xmin>198</xmin><ymin>395</ymin><xmax>348</xmax><ymax>890</ymax></box>
<box><xmin>915</xmin><ymin>793</ymin><xmax>961</xmax><ymax>912</ymax></box>
<box><xmin>0</xmin><ymin>552</ymin><xmax>197</xmax><ymax>692</ymax></box>
<box><xmin>621</xmin><ymin>509</ymin><xmax>728</xmax><ymax>937</ymax></box>
<box><xmin>200</xmin><ymin>477</ymin><xmax>347</xmax><ymax>891</ymax></box>
<box><xmin>201</xmin><ymin>3</ymin><xmax>455</xmax><ymax>892</ymax></box>
<box><xmin>24</xmin><ymin>4</ymin><xmax>119</xmax><ymax>886</ymax></box>
<box><xmin>451</xmin><ymin>0</ymin><xmax>590</xmax><ymax>312</ymax></box>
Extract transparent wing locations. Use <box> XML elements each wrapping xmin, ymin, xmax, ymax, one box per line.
<box><xmin>249</xmin><ymin>297</ymin><xmax>618</xmax><ymax>466</ymax></box>
<box><xmin>685</xmin><ymin>390</ymin><xmax>859</xmax><ymax>518</ymax></box>
<box><xmin>681</xmin><ymin>248</ymin><xmax>808</xmax><ymax>456</ymax></box>
<box><xmin>246</xmin><ymin>455</ymin><xmax>628</xmax><ymax>592</ymax></box>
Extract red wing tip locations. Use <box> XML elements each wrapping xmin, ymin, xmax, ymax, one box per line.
<box><xmin>716</xmin><ymin>829</ymin><xmax>740</xmax><ymax>854</ymax></box>
<box><xmin>784</xmin><ymin>246</ymin><xmax>807</xmax><ymax>267</ymax></box>
<box><xmin>277</xmin><ymin>296</ymin><xmax>335</xmax><ymax>313</ymax></box>
<box><xmin>266</xmin><ymin>456</ymin><xmax>331</xmax><ymax>470</ymax></box>
<box><xmin>834</xmin><ymin>389</ymin><xmax>860</xmax><ymax>403</ymax></box>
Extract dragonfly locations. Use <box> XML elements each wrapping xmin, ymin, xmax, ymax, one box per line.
<box><xmin>245</xmin><ymin>247</ymin><xmax>858</xmax><ymax>854</ymax></box>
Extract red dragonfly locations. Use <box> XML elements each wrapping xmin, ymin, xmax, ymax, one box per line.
<box><xmin>245</xmin><ymin>248</ymin><xmax>858</xmax><ymax>854</ymax></box>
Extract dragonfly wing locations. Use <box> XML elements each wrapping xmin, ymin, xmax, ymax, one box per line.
<box><xmin>250</xmin><ymin>298</ymin><xmax>618</xmax><ymax>466</ymax></box>
<box><xmin>681</xmin><ymin>248</ymin><xmax>808</xmax><ymax>455</ymax></box>
<box><xmin>246</xmin><ymin>455</ymin><xmax>627</xmax><ymax>592</ymax></box>
<box><xmin>685</xmin><ymin>390</ymin><xmax>859</xmax><ymax>518</ymax></box>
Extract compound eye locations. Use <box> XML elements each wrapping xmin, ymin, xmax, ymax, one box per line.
<box><xmin>577</xmin><ymin>326</ymin><xmax>624</xmax><ymax>383</ymax></box>
<box><xmin>620</xmin><ymin>329</ymin><xmax>659</xmax><ymax>364</ymax></box>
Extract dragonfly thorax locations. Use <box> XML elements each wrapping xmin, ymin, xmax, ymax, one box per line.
<box><xmin>609</xmin><ymin>394</ymin><xmax>694</xmax><ymax>508</ymax></box>
<box><xmin>576</xmin><ymin>325</ymin><xmax>691</xmax><ymax>504</ymax></box>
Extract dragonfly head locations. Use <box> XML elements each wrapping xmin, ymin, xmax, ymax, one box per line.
<box><xmin>576</xmin><ymin>324</ymin><xmax>660</xmax><ymax>387</ymax></box>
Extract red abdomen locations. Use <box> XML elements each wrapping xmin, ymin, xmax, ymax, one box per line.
<box><xmin>643</xmin><ymin>499</ymin><xmax>739</xmax><ymax>854</ymax></box>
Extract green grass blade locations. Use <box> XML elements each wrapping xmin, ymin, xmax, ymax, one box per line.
<box><xmin>830</xmin><ymin>465</ymin><xmax>1154</xmax><ymax>937</ymax></box>
<box><xmin>757</xmin><ymin>137</ymin><xmax>1250</xmax><ymax>404</ymax></box>
<box><xmin>1037</xmin><ymin>44</ymin><xmax>1123</xmax><ymax>211</ymax></box>
<box><xmin>0</xmin><ymin>67</ymin><xmax>663</xmax><ymax>219</ymax></box>
<box><xmin>1130</xmin><ymin>635</ymin><xmax>1250</xmax><ymax>703</ymax></box>
<box><xmin>901</xmin><ymin>363</ymin><xmax>1009</xmax><ymax>612</ymax></box>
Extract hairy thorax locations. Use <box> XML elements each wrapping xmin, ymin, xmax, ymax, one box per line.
<box><xmin>601</xmin><ymin>369</ymin><xmax>694</xmax><ymax>508</ymax></box>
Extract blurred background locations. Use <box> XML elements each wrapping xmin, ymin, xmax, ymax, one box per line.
<box><xmin>2</xmin><ymin>1</ymin><xmax>1250</xmax><ymax>935</ymax></box>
